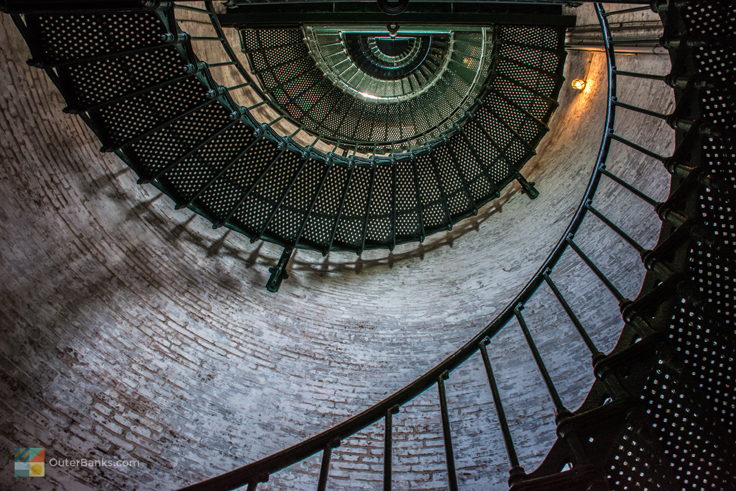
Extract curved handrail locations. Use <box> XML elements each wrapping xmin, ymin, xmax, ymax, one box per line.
<box><xmin>173</xmin><ymin>2</ymin><xmax>548</xmax><ymax>160</ymax></box>
<box><xmin>182</xmin><ymin>3</ymin><xmax>636</xmax><ymax>489</ymax></box>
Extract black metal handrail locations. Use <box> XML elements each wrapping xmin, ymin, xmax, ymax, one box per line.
<box><xmin>182</xmin><ymin>2</ymin><xmax>678</xmax><ymax>489</ymax></box>
<box><xmin>172</xmin><ymin>1</ymin><xmax>559</xmax><ymax>160</ymax></box>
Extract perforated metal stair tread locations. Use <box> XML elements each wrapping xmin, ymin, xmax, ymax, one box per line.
<box><xmin>18</xmin><ymin>6</ymin><xmax>566</xmax><ymax>258</ymax></box>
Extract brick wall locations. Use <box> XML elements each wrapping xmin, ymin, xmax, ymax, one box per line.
<box><xmin>0</xmin><ymin>5</ymin><xmax>673</xmax><ymax>490</ymax></box>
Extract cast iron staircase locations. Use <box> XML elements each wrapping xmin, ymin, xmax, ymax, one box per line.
<box><xmin>2</xmin><ymin>0</ymin><xmax>734</xmax><ymax>489</ymax></box>
<box><xmin>6</xmin><ymin>0</ymin><xmax>569</xmax><ymax>291</ymax></box>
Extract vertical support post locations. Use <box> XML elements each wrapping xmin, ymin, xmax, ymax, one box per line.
<box><xmin>437</xmin><ymin>372</ymin><xmax>458</xmax><ymax>491</ymax></box>
<box><xmin>542</xmin><ymin>271</ymin><xmax>602</xmax><ymax>359</ymax></box>
<box><xmin>317</xmin><ymin>445</ymin><xmax>333</xmax><ymax>491</ymax></box>
<box><xmin>384</xmin><ymin>406</ymin><xmax>399</xmax><ymax>491</ymax></box>
<box><xmin>479</xmin><ymin>339</ymin><xmax>526</xmax><ymax>484</ymax></box>
<box><xmin>566</xmin><ymin>237</ymin><xmax>627</xmax><ymax>305</ymax></box>
<box><xmin>516</xmin><ymin>172</ymin><xmax>539</xmax><ymax>199</ymax></box>
<box><xmin>514</xmin><ymin>306</ymin><xmax>568</xmax><ymax>418</ymax></box>
<box><xmin>266</xmin><ymin>246</ymin><xmax>293</xmax><ymax>292</ymax></box>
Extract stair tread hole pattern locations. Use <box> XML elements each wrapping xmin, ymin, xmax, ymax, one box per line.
<box><xmin>300</xmin><ymin>164</ymin><xmax>350</xmax><ymax>249</ymax></box>
<box><xmin>365</xmin><ymin>164</ymin><xmax>393</xmax><ymax>244</ymax></box>
<box><xmin>277</xmin><ymin>160</ymin><xmax>333</xmax><ymax>246</ymax></box>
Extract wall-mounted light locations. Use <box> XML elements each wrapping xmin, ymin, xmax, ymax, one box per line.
<box><xmin>571</xmin><ymin>78</ymin><xmax>587</xmax><ymax>91</ymax></box>
<box><xmin>572</xmin><ymin>54</ymin><xmax>594</xmax><ymax>92</ymax></box>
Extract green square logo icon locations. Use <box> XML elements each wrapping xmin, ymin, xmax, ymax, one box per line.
<box><xmin>13</xmin><ymin>448</ymin><xmax>45</xmax><ymax>477</ymax></box>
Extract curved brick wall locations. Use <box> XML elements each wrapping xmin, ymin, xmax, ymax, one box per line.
<box><xmin>0</xmin><ymin>6</ymin><xmax>672</xmax><ymax>490</ymax></box>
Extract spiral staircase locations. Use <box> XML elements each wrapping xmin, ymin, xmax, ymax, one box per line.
<box><xmin>1</xmin><ymin>0</ymin><xmax>734</xmax><ymax>489</ymax></box>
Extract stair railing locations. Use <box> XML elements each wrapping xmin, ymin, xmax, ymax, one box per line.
<box><xmin>181</xmin><ymin>2</ymin><xmax>693</xmax><ymax>489</ymax></box>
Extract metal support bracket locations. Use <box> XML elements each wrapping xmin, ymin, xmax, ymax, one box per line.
<box><xmin>266</xmin><ymin>246</ymin><xmax>294</xmax><ymax>292</ymax></box>
<box><xmin>516</xmin><ymin>172</ymin><xmax>540</xmax><ymax>199</ymax></box>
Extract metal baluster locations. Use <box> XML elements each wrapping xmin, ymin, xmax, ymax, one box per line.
<box><xmin>600</xmin><ymin>169</ymin><xmax>659</xmax><ymax>207</ymax></box>
<box><xmin>429</xmin><ymin>150</ymin><xmax>452</xmax><ymax>230</ymax></box>
<box><xmin>390</xmin><ymin>158</ymin><xmax>397</xmax><ymax>250</ymax></box>
<box><xmin>585</xmin><ymin>203</ymin><xmax>646</xmax><ymax>253</ymax></box>
<box><xmin>384</xmin><ymin>406</ymin><xmax>399</xmax><ymax>491</ymax></box>
<box><xmin>542</xmin><ymin>271</ymin><xmax>601</xmax><ymax>357</ymax></box>
<box><xmin>613</xmin><ymin>100</ymin><xmax>670</xmax><ymax>121</ymax></box>
<box><xmin>325</xmin><ymin>162</ymin><xmax>354</xmax><ymax>254</ymax></box>
<box><xmin>459</xmin><ymin>127</ymin><xmax>501</xmax><ymax>197</ymax></box>
<box><xmin>479</xmin><ymin>339</ymin><xmax>525</xmax><ymax>481</ymax></box>
<box><xmin>215</xmin><ymin>145</ymin><xmax>287</xmax><ymax>227</ymax></box>
<box><xmin>605</xmin><ymin>5</ymin><xmax>653</xmax><ymax>16</ymax></box>
<box><xmin>293</xmin><ymin>158</ymin><xmax>333</xmax><ymax>248</ymax></box>
<box><xmin>437</xmin><ymin>372</ymin><xmax>458</xmax><ymax>491</ymax></box>
<box><xmin>514</xmin><ymin>306</ymin><xmax>568</xmax><ymax>416</ymax></box>
<box><xmin>409</xmin><ymin>154</ymin><xmax>426</xmax><ymax>240</ymax></box>
<box><xmin>317</xmin><ymin>446</ymin><xmax>332</xmax><ymax>491</ymax></box>
<box><xmin>566</xmin><ymin>237</ymin><xmax>627</xmax><ymax>304</ymax></box>
<box><xmin>614</xmin><ymin>69</ymin><xmax>668</xmax><ymax>82</ymax></box>
<box><xmin>610</xmin><ymin>133</ymin><xmax>668</xmax><ymax>162</ymax></box>
<box><xmin>444</xmin><ymin>137</ymin><xmax>478</xmax><ymax>214</ymax></box>
<box><xmin>360</xmin><ymin>164</ymin><xmax>377</xmax><ymax>253</ymax></box>
<box><xmin>254</xmin><ymin>153</ymin><xmax>311</xmax><ymax>240</ymax></box>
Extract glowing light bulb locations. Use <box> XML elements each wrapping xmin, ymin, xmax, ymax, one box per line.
<box><xmin>571</xmin><ymin>78</ymin><xmax>587</xmax><ymax>91</ymax></box>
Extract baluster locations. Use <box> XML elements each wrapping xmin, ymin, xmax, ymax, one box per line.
<box><xmin>409</xmin><ymin>154</ymin><xmax>426</xmax><ymax>241</ymax></box>
<box><xmin>255</xmin><ymin>153</ymin><xmax>311</xmax><ymax>239</ymax></box>
<box><xmin>604</xmin><ymin>5</ymin><xmax>653</xmax><ymax>16</ymax></box>
<box><xmin>514</xmin><ymin>306</ymin><xmax>569</xmax><ymax>417</ymax></box>
<box><xmin>360</xmin><ymin>164</ymin><xmax>377</xmax><ymax>253</ymax></box>
<box><xmin>479</xmin><ymin>339</ymin><xmax>526</xmax><ymax>483</ymax></box>
<box><xmin>614</xmin><ymin>69</ymin><xmax>668</xmax><ymax>82</ymax></box>
<box><xmin>215</xmin><ymin>144</ymin><xmax>287</xmax><ymax>227</ymax></box>
<box><xmin>391</xmin><ymin>158</ymin><xmax>397</xmax><ymax>250</ymax></box>
<box><xmin>600</xmin><ymin>169</ymin><xmax>659</xmax><ymax>207</ymax></box>
<box><xmin>428</xmin><ymin>150</ymin><xmax>453</xmax><ymax>230</ymax></box>
<box><xmin>613</xmin><ymin>100</ymin><xmax>670</xmax><ymax>121</ymax></box>
<box><xmin>293</xmin><ymin>158</ymin><xmax>333</xmax><ymax>249</ymax></box>
<box><xmin>326</xmin><ymin>162</ymin><xmax>354</xmax><ymax>253</ymax></box>
<box><xmin>444</xmin><ymin>136</ymin><xmax>478</xmax><ymax>214</ymax></box>
<box><xmin>542</xmin><ymin>271</ymin><xmax>602</xmax><ymax>358</ymax></box>
<box><xmin>610</xmin><ymin>133</ymin><xmax>668</xmax><ymax>162</ymax></box>
<box><xmin>317</xmin><ymin>445</ymin><xmax>333</xmax><ymax>491</ymax></box>
<box><xmin>437</xmin><ymin>372</ymin><xmax>458</xmax><ymax>491</ymax></box>
<box><xmin>566</xmin><ymin>237</ymin><xmax>627</xmax><ymax>305</ymax></box>
<box><xmin>384</xmin><ymin>406</ymin><xmax>399</xmax><ymax>491</ymax></box>
<box><xmin>585</xmin><ymin>203</ymin><xmax>646</xmax><ymax>253</ymax></box>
